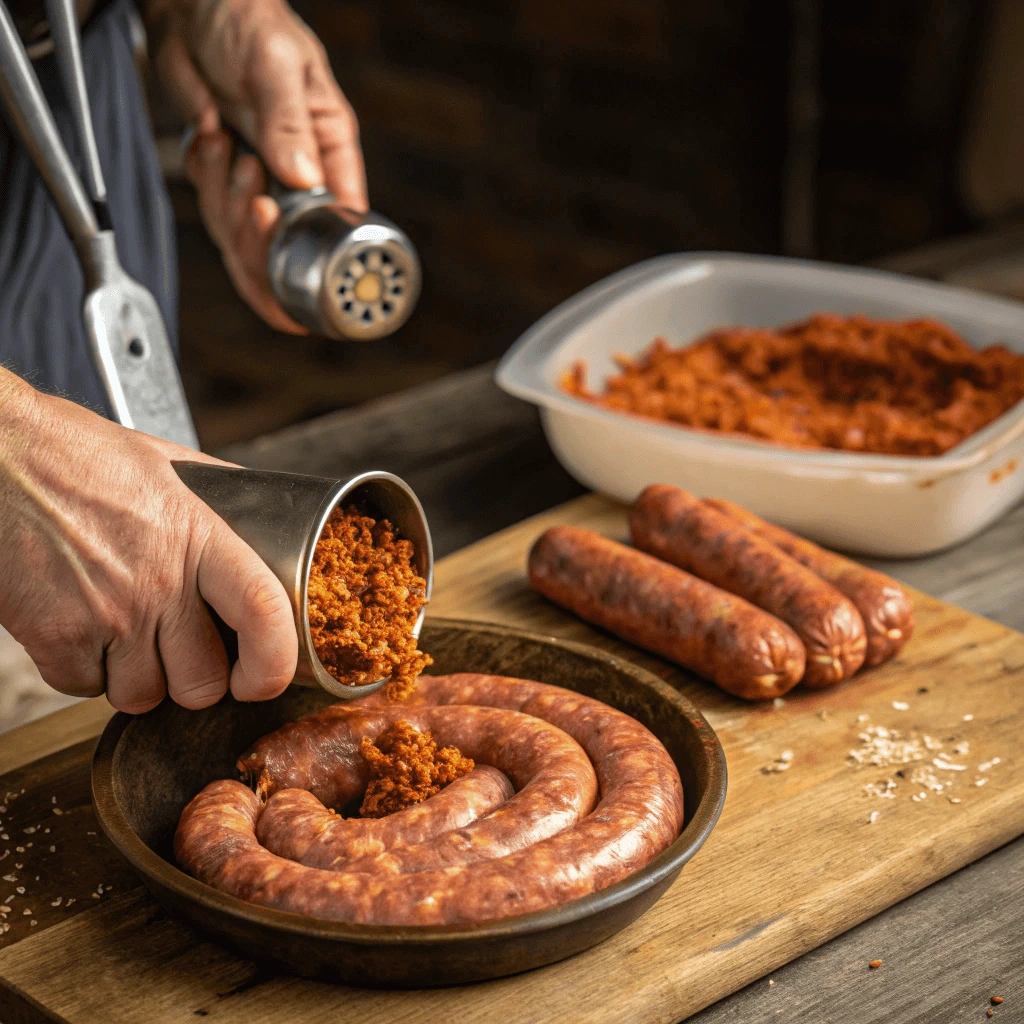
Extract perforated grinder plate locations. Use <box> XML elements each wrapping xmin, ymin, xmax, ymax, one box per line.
<box><xmin>324</xmin><ymin>240</ymin><xmax>418</xmax><ymax>340</ymax></box>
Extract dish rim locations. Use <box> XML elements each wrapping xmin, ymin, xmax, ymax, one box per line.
<box><xmin>495</xmin><ymin>251</ymin><xmax>1024</xmax><ymax>477</ymax></box>
<box><xmin>90</xmin><ymin>616</ymin><xmax>728</xmax><ymax>946</ymax></box>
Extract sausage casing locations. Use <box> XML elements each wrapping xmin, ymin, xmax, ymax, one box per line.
<box><xmin>630</xmin><ymin>485</ymin><xmax>867</xmax><ymax>688</ymax></box>
<box><xmin>704</xmin><ymin>497</ymin><xmax>914</xmax><ymax>666</ymax></box>
<box><xmin>528</xmin><ymin>525</ymin><xmax>805</xmax><ymax>699</ymax></box>
<box><xmin>175</xmin><ymin>674</ymin><xmax>684</xmax><ymax>926</ymax></box>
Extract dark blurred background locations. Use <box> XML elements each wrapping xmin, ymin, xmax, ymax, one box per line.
<box><xmin>156</xmin><ymin>0</ymin><xmax>1024</xmax><ymax>448</ymax></box>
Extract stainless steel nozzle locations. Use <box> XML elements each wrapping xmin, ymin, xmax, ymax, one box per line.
<box><xmin>173</xmin><ymin>462</ymin><xmax>433</xmax><ymax>699</ymax></box>
<box><xmin>268</xmin><ymin>190</ymin><xmax>421</xmax><ymax>342</ymax></box>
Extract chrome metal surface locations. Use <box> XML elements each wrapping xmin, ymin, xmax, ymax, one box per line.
<box><xmin>0</xmin><ymin>0</ymin><xmax>199</xmax><ymax>449</ymax></box>
<box><xmin>44</xmin><ymin>0</ymin><xmax>106</xmax><ymax>208</ymax></box>
<box><xmin>0</xmin><ymin>0</ymin><xmax>96</xmax><ymax>249</ymax></box>
<box><xmin>268</xmin><ymin>194</ymin><xmax>421</xmax><ymax>342</ymax></box>
<box><xmin>172</xmin><ymin>462</ymin><xmax>434</xmax><ymax>699</ymax></box>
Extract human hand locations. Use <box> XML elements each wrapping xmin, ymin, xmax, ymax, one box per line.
<box><xmin>149</xmin><ymin>0</ymin><xmax>367</xmax><ymax>332</ymax></box>
<box><xmin>0</xmin><ymin>371</ymin><xmax>298</xmax><ymax>713</ymax></box>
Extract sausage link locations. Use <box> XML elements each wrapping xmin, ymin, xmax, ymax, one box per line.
<box><xmin>176</xmin><ymin>674</ymin><xmax>684</xmax><ymax>926</ymax></box>
<box><xmin>630</xmin><ymin>485</ymin><xmax>867</xmax><ymax>688</ymax></box>
<box><xmin>704</xmin><ymin>497</ymin><xmax>914</xmax><ymax>666</ymax></box>
<box><xmin>241</xmin><ymin>704</ymin><xmax>599</xmax><ymax>872</ymax></box>
<box><xmin>257</xmin><ymin>766</ymin><xmax>514</xmax><ymax>867</ymax></box>
<box><xmin>528</xmin><ymin>526</ymin><xmax>805</xmax><ymax>699</ymax></box>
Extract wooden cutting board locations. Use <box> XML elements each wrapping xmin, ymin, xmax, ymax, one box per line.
<box><xmin>1</xmin><ymin>494</ymin><xmax>1023</xmax><ymax>1024</ymax></box>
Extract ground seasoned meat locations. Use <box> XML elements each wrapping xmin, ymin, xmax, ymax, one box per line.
<box><xmin>175</xmin><ymin>674</ymin><xmax>684</xmax><ymax>926</ymax></box>
<box><xmin>528</xmin><ymin>526</ymin><xmax>805</xmax><ymax>699</ymax></box>
<box><xmin>630</xmin><ymin>484</ymin><xmax>867</xmax><ymax>687</ymax></box>
<box><xmin>307</xmin><ymin>508</ymin><xmax>430</xmax><ymax>699</ymax></box>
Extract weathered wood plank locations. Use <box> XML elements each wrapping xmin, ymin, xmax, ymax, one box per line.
<box><xmin>0</xmin><ymin>495</ymin><xmax>1021</xmax><ymax>1024</ymax></box>
<box><xmin>690</xmin><ymin>836</ymin><xmax>1023</xmax><ymax>1023</ymax></box>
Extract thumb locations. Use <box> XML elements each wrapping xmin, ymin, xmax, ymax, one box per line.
<box><xmin>252</xmin><ymin>42</ymin><xmax>323</xmax><ymax>190</ymax></box>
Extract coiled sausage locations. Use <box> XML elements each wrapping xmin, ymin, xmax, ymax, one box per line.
<box><xmin>175</xmin><ymin>674</ymin><xmax>684</xmax><ymax>925</ymax></box>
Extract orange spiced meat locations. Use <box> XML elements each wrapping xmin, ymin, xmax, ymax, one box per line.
<box><xmin>562</xmin><ymin>313</ymin><xmax>1024</xmax><ymax>456</ymax></box>
<box><xmin>358</xmin><ymin>720</ymin><xmax>474</xmax><ymax>818</ymax></box>
<box><xmin>307</xmin><ymin>508</ymin><xmax>431</xmax><ymax>700</ymax></box>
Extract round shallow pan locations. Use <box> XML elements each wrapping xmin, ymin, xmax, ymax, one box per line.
<box><xmin>91</xmin><ymin>618</ymin><xmax>727</xmax><ymax>988</ymax></box>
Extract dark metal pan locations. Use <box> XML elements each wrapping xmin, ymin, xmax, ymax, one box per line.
<box><xmin>91</xmin><ymin>618</ymin><xmax>727</xmax><ymax>987</ymax></box>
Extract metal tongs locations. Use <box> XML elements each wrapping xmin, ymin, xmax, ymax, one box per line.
<box><xmin>0</xmin><ymin>0</ymin><xmax>198</xmax><ymax>448</ymax></box>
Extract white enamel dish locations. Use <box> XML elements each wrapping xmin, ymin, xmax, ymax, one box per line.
<box><xmin>496</xmin><ymin>252</ymin><xmax>1024</xmax><ymax>557</ymax></box>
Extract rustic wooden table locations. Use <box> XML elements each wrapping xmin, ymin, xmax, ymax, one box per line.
<box><xmin>0</xmin><ymin>363</ymin><xmax>1021</xmax><ymax>1022</ymax></box>
<box><xmin>227</xmin><ymin>365</ymin><xmax>1024</xmax><ymax>1023</ymax></box>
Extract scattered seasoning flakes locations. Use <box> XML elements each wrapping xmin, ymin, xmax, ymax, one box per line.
<box><xmin>4</xmin><ymin>895</ymin><xmax>14</xmax><ymax>904</ymax></box>
<box><xmin>979</xmin><ymin>758</ymin><xmax>1001</xmax><ymax>772</ymax></box>
<box><xmin>768</xmin><ymin>979</ymin><xmax>775</xmax><ymax>986</ymax></box>
<box><xmin>21</xmin><ymin>909</ymin><xmax>30</xmax><ymax>916</ymax></box>
<box><xmin>51</xmin><ymin>808</ymin><xmax>63</xmax><ymax>816</ymax></box>
<box><xmin>864</xmin><ymin>779</ymin><xmax>897</xmax><ymax>799</ymax></box>
<box><xmin>86</xmin><ymin>831</ymin><xmax>96</xmax><ymax>836</ymax></box>
<box><xmin>50</xmin><ymin>898</ymin><xmax>62</xmax><ymax>907</ymax></box>
<box><xmin>992</xmin><ymin>996</ymin><xmax>1004</xmax><ymax>1005</ymax></box>
<box><xmin>29</xmin><ymin>920</ymin><xmax>36</xmax><ymax>927</ymax></box>
<box><xmin>65</xmin><ymin>898</ymin><xmax>74</xmax><ymax>906</ymax></box>
<box><xmin>868</xmin><ymin>810</ymin><xmax>880</xmax><ymax>824</ymax></box>
<box><xmin>0</xmin><ymin>905</ymin><xmax>8</xmax><ymax>914</ymax></box>
<box><xmin>762</xmin><ymin>751</ymin><xmax>794</xmax><ymax>774</ymax></box>
<box><xmin>15</xmin><ymin>887</ymin><xmax>24</xmax><ymax>895</ymax></box>
<box><xmin>817</xmin><ymin>709</ymin><xmax>829</xmax><ymax>720</ymax></box>
<box><xmin>975</xmin><ymin>778</ymin><xmax>988</xmax><ymax>787</ymax></box>
<box><xmin>0</xmin><ymin>851</ymin><xmax>6</xmax><ymax>861</ymax></box>
<box><xmin>948</xmin><ymin>797</ymin><xmax>962</xmax><ymax>804</ymax></box>
<box><xmin>772</xmin><ymin>697</ymin><xmax>786</xmax><ymax>709</ymax></box>
<box><xmin>933</xmin><ymin>757</ymin><xmax>967</xmax><ymax>772</ymax></box>
<box><xmin>963</xmin><ymin>714</ymin><xmax>974</xmax><ymax>722</ymax></box>
<box><xmin>22</xmin><ymin>826</ymin><xmax>36</xmax><ymax>835</ymax></box>
<box><xmin>869</xmin><ymin>959</ymin><xmax>883</xmax><ymax>969</ymax></box>
<box><xmin>91</xmin><ymin>893</ymin><xmax>101</xmax><ymax>899</ymax></box>
<box><xmin>953</xmin><ymin>741</ymin><xmax>970</xmax><ymax>756</ymax></box>
<box><xmin>1</xmin><ymin>874</ymin><xmax>14</xmax><ymax>882</ymax></box>
<box><xmin>48</xmin><ymin>846</ymin><xmax>55</xmax><ymax>854</ymax></box>
<box><xmin>50</xmin><ymin>797</ymin><xmax>56</xmax><ymax>804</ymax></box>
<box><xmin>987</xmin><ymin>1010</ymin><xmax>994</xmax><ymax>1018</ymax></box>
<box><xmin>14</xmin><ymin>847</ymin><xmax>23</xmax><ymax>854</ymax></box>
<box><xmin>0</xmin><ymin>835</ymin><xmax>8</xmax><ymax>841</ymax></box>
<box><xmin>892</xmin><ymin>701</ymin><xmax>909</xmax><ymax>711</ymax></box>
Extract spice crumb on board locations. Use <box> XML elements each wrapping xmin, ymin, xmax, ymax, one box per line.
<box><xmin>992</xmin><ymin>996</ymin><xmax>1004</xmax><ymax>1005</ymax></box>
<box><xmin>761</xmin><ymin>750</ymin><xmax>794</xmax><ymax>774</ymax></box>
<box><xmin>867</xmin><ymin>810</ymin><xmax>880</xmax><ymax>824</ymax></box>
<box><xmin>772</xmin><ymin>697</ymin><xmax>786</xmax><ymax>709</ymax></box>
<box><xmin>849</xmin><ymin>712</ymin><xmax>1003</xmax><ymax>808</ymax></box>
<box><xmin>869</xmin><ymin>959</ymin><xmax>883</xmax><ymax>969</ymax></box>
<box><xmin>964</xmin><ymin>714</ymin><xmax>974</xmax><ymax>721</ymax></box>
<box><xmin>892</xmin><ymin>701</ymin><xmax>909</xmax><ymax>711</ymax></box>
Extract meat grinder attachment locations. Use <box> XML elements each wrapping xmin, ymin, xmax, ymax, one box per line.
<box><xmin>172</xmin><ymin>463</ymin><xmax>434</xmax><ymax>700</ymax></box>
<box><xmin>267</xmin><ymin>188</ymin><xmax>421</xmax><ymax>342</ymax></box>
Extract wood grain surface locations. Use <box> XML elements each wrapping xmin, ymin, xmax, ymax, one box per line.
<box><xmin>0</xmin><ymin>494</ymin><xmax>1021</xmax><ymax>1024</ymax></box>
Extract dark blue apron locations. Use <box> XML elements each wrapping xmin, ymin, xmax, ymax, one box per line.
<box><xmin>0</xmin><ymin>0</ymin><xmax>177</xmax><ymax>417</ymax></box>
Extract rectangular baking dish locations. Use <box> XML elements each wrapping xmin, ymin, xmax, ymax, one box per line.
<box><xmin>495</xmin><ymin>253</ymin><xmax>1024</xmax><ymax>557</ymax></box>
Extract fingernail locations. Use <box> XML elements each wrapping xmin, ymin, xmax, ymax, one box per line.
<box><xmin>231</xmin><ymin>158</ymin><xmax>258</xmax><ymax>193</ymax></box>
<box><xmin>293</xmin><ymin>151</ymin><xmax>322</xmax><ymax>187</ymax></box>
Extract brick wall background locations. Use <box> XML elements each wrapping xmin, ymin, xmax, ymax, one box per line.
<box><xmin>169</xmin><ymin>0</ymin><xmax>995</xmax><ymax>446</ymax></box>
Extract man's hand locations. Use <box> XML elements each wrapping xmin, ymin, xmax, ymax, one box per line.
<box><xmin>0</xmin><ymin>371</ymin><xmax>298</xmax><ymax>713</ymax></box>
<box><xmin>149</xmin><ymin>0</ymin><xmax>368</xmax><ymax>332</ymax></box>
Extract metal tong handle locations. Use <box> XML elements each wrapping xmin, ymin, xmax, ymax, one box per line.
<box><xmin>45</xmin><ymin>0</ymin><xmax>107</xmax><ymax>215</ymax></box>
<box><xmin>0</xmin><ymin>0</ymin><xmax>98</xmax><ymax>263</ymax></box>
